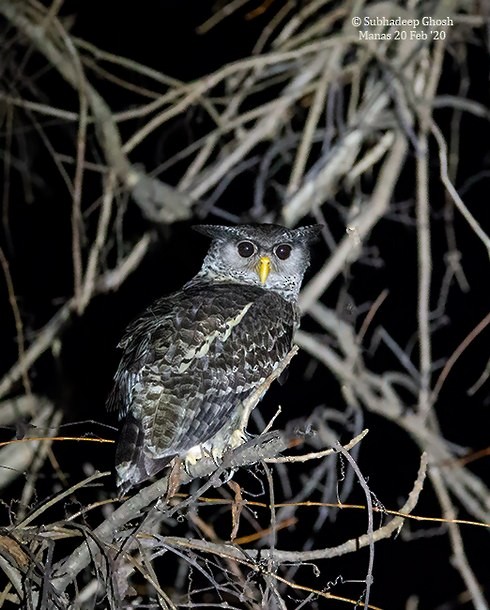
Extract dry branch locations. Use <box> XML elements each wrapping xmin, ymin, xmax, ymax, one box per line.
<box><xmin>0</xmin><ymin>233</ymin><xmax>152</xmax><ymax>401</ymax></box>
<box><xmin>0</xmin><ymin>0</ymin><xmax>488</xmax><ymax>607</ymax></box>
<box><xmin>0</xmin><ymin>0</ymin><xmax>194</xmax><ymax>224</ymax></box>
<box><xmin>159</xmin><ymin>452</ymin><xmax>427</xmax><ymax>564</ymax></box>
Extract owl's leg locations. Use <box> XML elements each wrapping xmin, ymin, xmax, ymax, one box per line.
<box><xmin>228</xmin><ymin>399</ymin><xmax>255</xmax><ymax>451</ymax></box>
<box><xmin>183</xmin><ymin>444</ymin><xmax>205</xmax><ymax>472</ymax></box>
<box><xmin>229</xmin><ymin>428</ymin><xmax>248</xmax><ymax>449</ymax></box>
<box><xmin>182</xmin><ymin>407</ymin><xmax>251</xmax><ymax>474</ymax></box>
<box><xmin>182</xmin><ymin>443</ymin><xmax>223</xmax><ymax>474</ymax></box>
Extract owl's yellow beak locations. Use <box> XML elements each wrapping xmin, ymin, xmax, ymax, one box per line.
<box><xmin>256</xmin><ymin>256</ymin><xmax>271</xmax><ymax>284</ymax></box>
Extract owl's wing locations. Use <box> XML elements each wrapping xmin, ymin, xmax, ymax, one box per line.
<box><xmin>106</xmin><ymin>297</ymin><xmax>174</xmax><ymax>418</ymax></box>
<box><xmin>110</xmin><ymin>283</ymin><xmax>296</xmax><ymax>492</ymax></box>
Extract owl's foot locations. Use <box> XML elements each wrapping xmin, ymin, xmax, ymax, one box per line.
<box><xmin>210</xmin><ymin>444</ymin><xmax>225</xmax><ymax>466</ymax></box>
<box><xmin>229</xmin><ymin>428</ymin><xmax>249</xmax><ymax>449</ymax></box>
<box><xmin>183</xmin><ymin>444</ymin><xmax>205</xmax><ymax>474</ymax></box>
<box><xmin>183</xmin><ymin>429</ymin><xmax>251</xmax><ymax>475</ymax></box>
<box><xmin>184</xmin><ymin>442</ymin><xmax>223</xmax><ymax>471</ymax></box>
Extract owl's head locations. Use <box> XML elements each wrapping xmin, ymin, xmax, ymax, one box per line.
<box><xmin>192</xmin><ymin>223</ymin><xmax>322</xmax><ymax>301</ymax></box>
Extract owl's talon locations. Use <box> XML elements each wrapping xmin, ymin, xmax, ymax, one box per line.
<box><xmin>210</xmin><ymin>446</ymin><xmax>223</xmax><ymax>466</ymax></box>
<box><xmin>229</xmin><ymin>428</ymin><xmax>248</xmax><ymax>449</ymax></box>
<box><xmin>184</xmin><ymin>445</ymin><xmax>204</xmax><ymax>473</ymax></box>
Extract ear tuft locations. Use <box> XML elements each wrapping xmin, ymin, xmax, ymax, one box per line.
<box><xmin>192</xmin><ymin>225</ymin><xmax>237</xmax><ymax>240</ymax></box>
<box><xmin>293</xmin><ymin>224</ymin><xmax>323</xmax><ymax>243</ymax></box>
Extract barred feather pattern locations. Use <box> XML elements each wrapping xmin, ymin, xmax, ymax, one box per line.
<box><xmin>107</xmin><ymin>282</ymin><xmax>297</xmax><ymax>492</ymax></box>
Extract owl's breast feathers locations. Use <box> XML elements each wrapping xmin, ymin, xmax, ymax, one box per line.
<box><xmin>108</xmin><ymin>282</ymin><xmax>297</xmax><ymax>491</ymax></box>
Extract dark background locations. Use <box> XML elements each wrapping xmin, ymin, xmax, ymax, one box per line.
<box><xmin>1</xmin><ymin>2</ymin><xmax>489</xmax><ymax>608</ymax></box>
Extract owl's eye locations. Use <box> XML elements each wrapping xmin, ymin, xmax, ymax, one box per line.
<box><xmin>237</xmin><ymin>241</ymin><xmax>255</xmax><ymax>258</ymax></box>
<box><xmin>274</xmin><ymin>244</ymin><xmax>292</xmax><ymax>260</ymax></box>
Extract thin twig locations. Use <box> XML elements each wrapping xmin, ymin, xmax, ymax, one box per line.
<box><xmin>0</xmin><ymin>234</ymin><xmax>152</xmax><ymax>401</ymax></box>
<box><xmin>431</xmin><ymin>121</ymin><xmax>490</xmax><ymax>257</ymax></box>
<box><xmin>266</xmin><ymin>429</ymin><xmax>368</xmax><ymax>463</ymax></box>
<box><xmin>335</xmin><ymin>441</ymin><xmax>374</xmax><ymax>610</ymax></box>
<box><xmin>0</xmin><ymin>247</ymin><xmax>31</xmax><ymax>395</ymax></box>
<box><xmin>299</xmin><ymin>132</ymin><xmax>408</xmax><ymax>311</ymax></box>
<box><xmin>429</xmin><ymin>466</ymin><xmax>489</xmax><ymax>610</ymax></box>
<box><xmin>415</xmin><ymin>134</ymin><xmax>432</xmax><ymax>417</ymax></box>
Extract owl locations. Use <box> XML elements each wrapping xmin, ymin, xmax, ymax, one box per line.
<box><xmin>107</xmin><ymin>224</ymin><xmax>321</xmax><ymax>493</ymax></box>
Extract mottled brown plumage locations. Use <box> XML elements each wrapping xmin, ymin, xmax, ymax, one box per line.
<box><xmin>107</xmin><ymin>224</ymin><xmax>320</xmax><ymax>493</ymax></box>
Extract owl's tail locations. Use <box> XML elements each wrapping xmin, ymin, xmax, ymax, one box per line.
<box><xmin>115</xmin><ymin>414</ymin><xmax>175</xmax><ymax>495</ymax></box>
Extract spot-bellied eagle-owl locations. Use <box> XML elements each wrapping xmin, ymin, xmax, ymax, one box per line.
<box><xmin>107</xmin><ymin>224</ymin><xmax>321</xmax><ymax>493</ymax></box>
